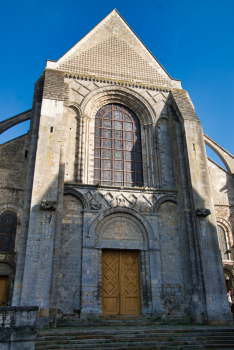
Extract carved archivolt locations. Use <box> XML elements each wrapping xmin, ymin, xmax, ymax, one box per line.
<box><xmin>80</xmin><ymin>85</ymin><xmax>156</xmax><ymax>126</ymax></box>
<box><xmin>89</xmin><ymin>207</ymin><xmax>151</xmax><ymax>248</ymax></box>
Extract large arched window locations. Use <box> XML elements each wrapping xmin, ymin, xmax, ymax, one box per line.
<box><xmin>217</xmin><ymin>225</ymin><xmax>230</xmax><ymax>260</ymax></box>
<box><xmin>0</xmin><ymin>212</ymin><xmax>17</xmax><ymax>252</ymax></box>
<box><xmin>94</xmin><ymin>104</ymin><xmax>143</xmax><ymax>187</ymax></box>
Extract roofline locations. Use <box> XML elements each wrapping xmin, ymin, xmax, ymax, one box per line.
<box><xmin>55</xmin><ymin>9</ymin><xmax>118</xmax><ymax>62</ymax></box>
<box><xmin>113</xmin><ymin>9</ymin><xmax>174</xmax><ymax>80</ymax></box>
<box><xmin>0</xmin><ymin>133</ymin><xmax>29</xmax><ymax>146</ymax></box>
<box><xmin>51</xmin><ymin>9</ymin><xmax>177</xmax><ymax>81</ymax></box>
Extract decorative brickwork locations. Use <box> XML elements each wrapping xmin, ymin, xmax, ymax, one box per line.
<box><xmin>58</xmin><ymin>37</ymin><xmax>173</xmax><ymax>88</ymax></box>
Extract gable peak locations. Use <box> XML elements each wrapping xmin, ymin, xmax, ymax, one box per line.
<box><xmin>46</xmin><ymin>10</ymin><xmax>181</xmax><ymax>89</ymax></box>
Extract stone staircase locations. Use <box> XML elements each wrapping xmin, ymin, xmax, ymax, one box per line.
<box><xmin>36</xmin><ymin>316</ymin><xmax>234</xmax><ymax>350</ymax></box>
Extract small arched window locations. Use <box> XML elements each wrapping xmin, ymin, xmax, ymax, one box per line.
<box><xmin>217</xmin><ymin>225</ymin><xmax>230</xmax><ymax>260</ymax></box>
<box><xmin>0</xmin><ymin>212</ymin><xmax>17</xmax><ymax>252</ymax></box>
<box><xmin>94</xmin><ymin>103</ymin><xmax>143</xmax><ymax>187</ymax></box>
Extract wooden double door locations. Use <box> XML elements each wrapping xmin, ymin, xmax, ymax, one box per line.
<box><xmin>102</xmin><ymin>250</ymin><xmax>141</xmax><ymax>315</ymax></box>
<box><xmin>0</xmin><ymin>276</ymin><xmax>9</xmax><ymax>306</ymax></box>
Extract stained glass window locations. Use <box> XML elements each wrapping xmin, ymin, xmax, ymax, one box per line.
<box><xmin>94</xmin><ymin>104</ymin><xmax>143</xmax><ymax>187</ymax></box>
<box><xmin>0</xmin><ymin>212</ymin><xmax>17</xmax><ymax>252</ymax></box>
<box><xmin>217</xmin><ymin>225</ymin><xmax>230</xmax><ymax>260</ymax></box>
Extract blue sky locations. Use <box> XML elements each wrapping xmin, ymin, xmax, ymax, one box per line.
<box><xmin>0</xmin><ymin>0</ymin><xmax>233</xmax><ymax>169</ymax></box>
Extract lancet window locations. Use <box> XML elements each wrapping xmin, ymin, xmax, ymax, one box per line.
<box><xmin>94</xmin><ymin>104</ymin><xmax>143</xmax><ymax>187</ymax></box>
<box><xmin>217</xmin><ymin>225</ymin><xmax>230</xmax><ymax>260</ymax></box>
<box><xmin>0</xmin><ymin>212</ymin><xmax>17</xmax><ymax>252</ymax></box>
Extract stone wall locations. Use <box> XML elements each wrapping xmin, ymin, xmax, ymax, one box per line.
<box><xmin>208</xmin><ymin>158</ymin><xmax>234</xmax><ymax>288</ymax></box>
<box><xmin>57</xmin><ymin>195</ymin><xmax>83</xmax><ymax>313</ymax></box>
<box><xmin>0</xmin><ymin>306</ymin><xmax>38</xmax><ymax>350</ymax></box>
<box><xmin>158</xmin><ymin>201</ymin><xmax>187</xmax><ymax>315</ymax></box>
<box><xmin>0</xmin><ymin>135</ymin><xmax>30</xmax><ymax>210</ymax></box>
<box><xmin>1</xmin><ymin>9</ymin><xmax>232</xmax><ymax>327</ymax></box>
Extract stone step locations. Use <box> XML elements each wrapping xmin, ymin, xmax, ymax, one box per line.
<box><xmin>37</xmin><ymin>329</ymin><xmax>234</xmax><ymax>338</ymax></box>
<box><xmin>35</xmin><ymin>337</ymin><xmax>234</xmax><ymax>349</ymax></box>
<box><xmin>36</xmin><ymin>347</ymin><xmax>205</xmax><ymax>350</ymax></box>
<box><xmin>35</xmin><ymin>323</ymin><xmax>234</xmax><ymax>350</ymax></box>
<box><xmin>36</xmin><ymin>341</ymin><xmax>206</xmax><ymax>349</ymax></box>
<box><xmin>57</xmin><ymin>316</ymin><xmax>190</xmax><ymax>327</ymax></box>
<box><xmin>37</xmin><ymin>335</ymin><xmax>233</xmax><ymax>341</ymax></box>
<box><xmin>205</xmin><ymin>347</ymin><xmax>234</xmax><ymax>349</ymax></box>
<box><xmin>36</xmin><ymin>336</ymin><xmax>203</xmax><ymax>344</ymax></box>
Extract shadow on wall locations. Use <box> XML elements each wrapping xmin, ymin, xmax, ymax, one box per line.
<box><xmin>12</xmin><ymin>173</ymin><xmax>232</xmax><ymax>324</ymax></box>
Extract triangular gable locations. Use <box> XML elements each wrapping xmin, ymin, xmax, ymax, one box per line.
<box><xmin>47</xmin><ymin>9</ymin><xmax>181</xmax><ymax>88</ymax></box>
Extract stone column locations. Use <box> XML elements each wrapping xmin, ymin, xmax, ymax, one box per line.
<box><xmin>77</xmin><ymin>114</ymin><xmax>91</xmax><ymax>184</ymax></box>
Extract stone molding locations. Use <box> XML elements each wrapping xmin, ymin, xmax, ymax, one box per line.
<box><xmin>97</xmin><ymin>213</ymin><xmax>145</xmax><ymax>243</ymax></box>
<box><xmin>63</xmin><ymin>189</ymin><xmax>88</xmax><ymax>210</ymax></box>
<box><xmin>80</xmin><ymin>85</ymin><xmax>156</xmax><ymax>126</ymax></box>
<box><xmin>88</xmin><ymin>206</ymin><xmax>153</xmax><ymax>249</ymax></box>
<box><xmin>64</xmin><ymin>101</ymin><xmax>82</xmax><ymax>116</ymax></box>
<box><xmin>216</xmin><ymin>217</ymin><xmax>234</xmax><ymax>251</ymax></box>
<box><xmin>64</xmin><ymin>73</ymin><xmax>172</xmax><ymax>93</ymax></box>
<box><xmin>153</xmin><ymin>195</ymin><xmax>177</xmax><ymax>213</ymax></box>
<box><xmin>0</xmin><ymin>204</ymin><xmax>23</xmax><ymax>219</ymax></box>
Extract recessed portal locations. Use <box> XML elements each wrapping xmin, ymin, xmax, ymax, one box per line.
<box><xmin>102</xmin><ymin>250</ymin><xmax>141</xmax><ymax>315</ymax></box>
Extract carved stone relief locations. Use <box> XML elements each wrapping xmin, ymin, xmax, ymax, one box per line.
<box><xmin>100</xmin><ymin>215</ymin><xmax>143</xmax><ymax>241</ymax></box>
<box><xmin>73</xmin><ymin>188</ymin><xmax>174</xmax><ymax>215</ymax></box>
<box><xmin>41</xmin><ymin>200</ymin><xmax>57</xmax><ymax>211</ymax></box>
<box><xmin>90</xmin><ymin>204</ymin><xmax>102</xmax><ymax>210</ymax></box>
<box><xmin>196</xmin><ymin>208</ymin><xmax>211</xmax><ymax>217</ymax></box>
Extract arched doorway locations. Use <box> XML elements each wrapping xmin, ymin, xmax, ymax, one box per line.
<box><xmin>96</xmin><ymin>211</ymin><xmax>148</xmax><ymax>315</ymax></box>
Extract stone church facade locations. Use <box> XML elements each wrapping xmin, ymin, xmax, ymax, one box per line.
<box><xmin>0</xmin><ymin>10</ymin><xmax>233</xmax><ymax>325</ymax></box>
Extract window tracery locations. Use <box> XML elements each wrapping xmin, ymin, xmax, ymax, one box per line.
<box><xmin>94</xmin><ymin>103</ymin><xmax>143</xmax><ymax>187</ymax></box>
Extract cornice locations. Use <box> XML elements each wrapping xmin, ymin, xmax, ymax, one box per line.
<box><xmin>46</xmin><ymin>68</ymin><xmax>185</xmax><ymax>94</ymax></box>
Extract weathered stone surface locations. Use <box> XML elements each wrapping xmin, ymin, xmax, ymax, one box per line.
<box><xmin>0</xmin><ymin>307</ymin><xmax>38</xmax><ymax>350</ymax></box>
<box><xmin>0</xmin><ymin>9</ymin><xmax>232</xmax><ymax>329</ymax></box>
